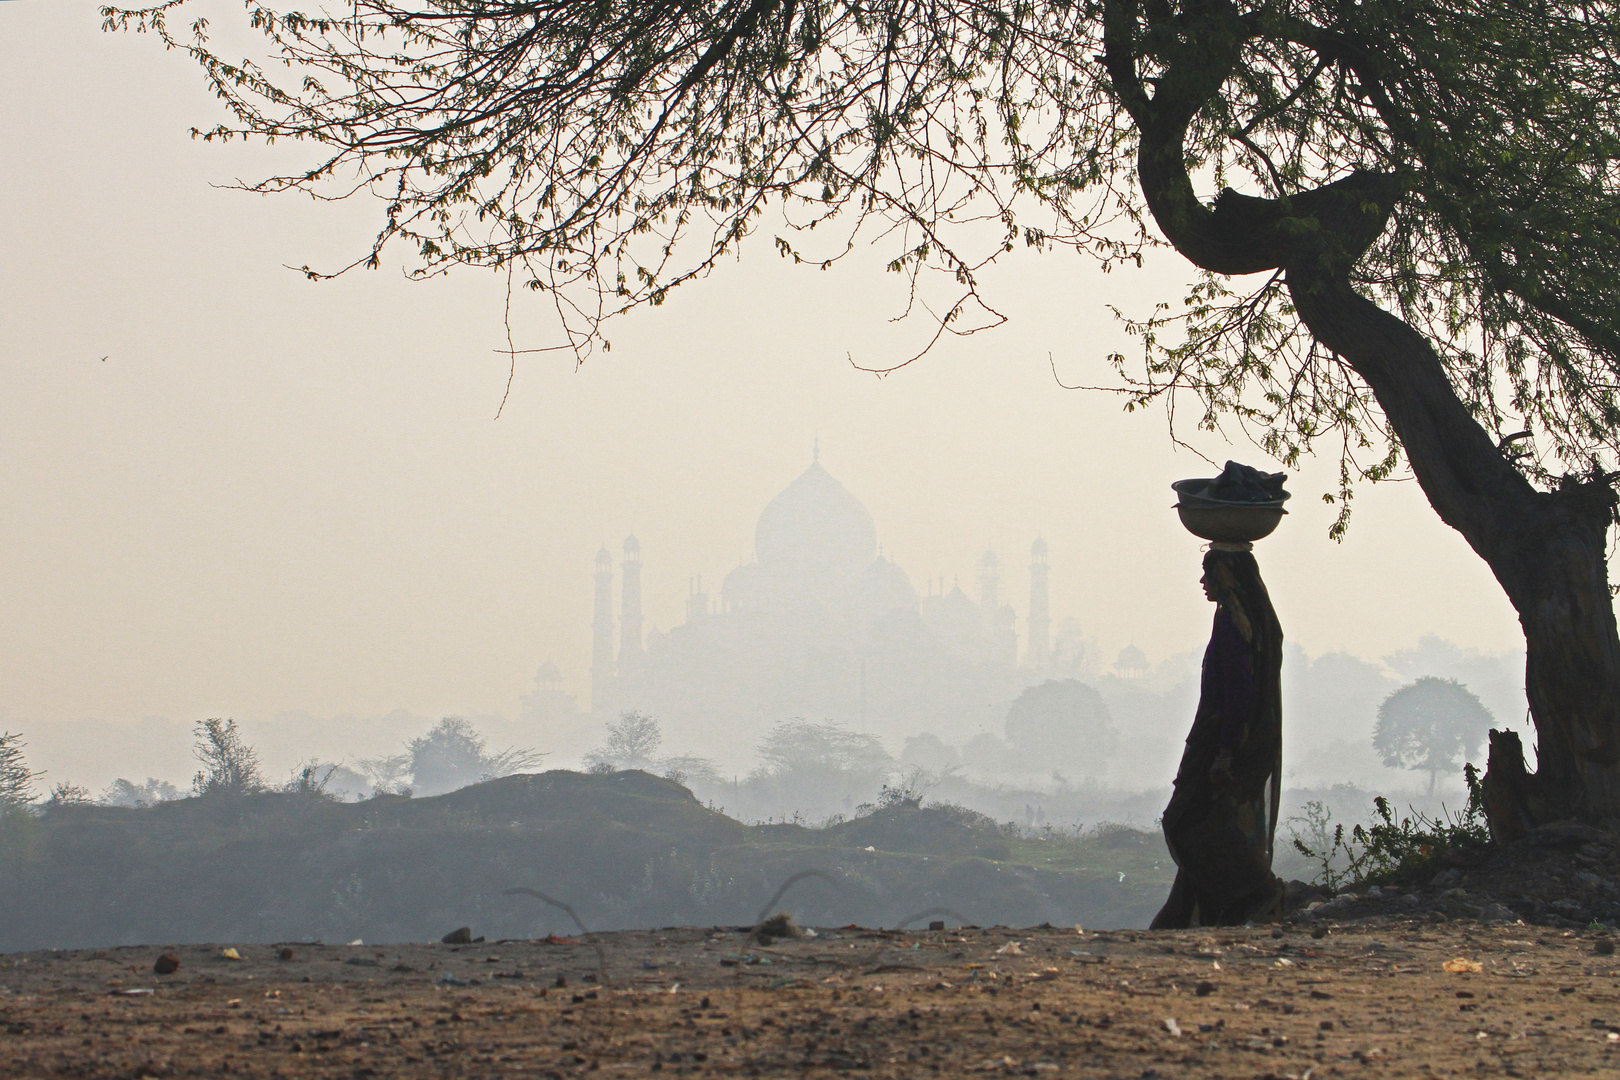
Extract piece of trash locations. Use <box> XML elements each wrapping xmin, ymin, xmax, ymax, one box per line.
<box><xmin>1074</xmin><ymin>924</ymin><xmax>1084</xmax><ymax>935</ymax></box>
<box><xmin>1274</xmin><ymin>958</ymin><xmax>1294</xmax><ymax>967</ymax></box>
<box><xmin>754</xmin><ymin>912</ymin><xmax>804</xmax><ymax>945</ymax></box>
<box><xmin>863</xmin><ymin>845</ymin><xmax>876</xmax><ymax>852</ymax></box>
<box><xmin>442</xmin><ymin>927</ymin><xmax>474</xmax><ymax>945</ymax></box>
<box><xmin>1163</xmin><ymin>1017</ymin><xmax>1183</xmax><ymax>1037</ymax></box>
<box><xmin>347</xmin><ymin>939</ymin><xmax>363</xmax><ymax>947</ymax></box>
<box><xmin>153</xmin><ymin>954</ymin><xmax>180</xmax><ymax>976</ymax></box>
<box><xmin>435</xmin><ymin>972</ymin><xmax>470</xmax><ymax>986</ymax></box>
<box><xmin>220</xmin><ymin>948</ymin><xmax>243</xmax><ymax>961</ymax></box>
<box><xmin>667</xmin><ymin>983</ymin><xmax>681</xmax><ymax>994</ymax></box>
<box><xmin>542</xmin><ymin>933</ymin><xmax>577</xmax><ymax>945</ymax></box>
<box><xmin>995</xmin><ymin>942</ymin><xmax>1024</xmax><ymax>956</ymax></box>
<box><xmin>929</xmin><ymin>920</ymin><xmax>946</xmax><ymax>931</ymax></box>
<box><xmin>109</xmin><ymin>988</ymin><xmax>155</xmax><ymax>997</ymax></box>
<box><xmin>1443</xmin><ymin>958</ymin><xmax>1484</xmax><ymax>974</ymax></box>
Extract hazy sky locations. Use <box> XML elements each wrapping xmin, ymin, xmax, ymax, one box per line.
<box><xmin>2</xmin><ymin>5</ymin><xmax>1534</xmax><ymax>780</ymax></box>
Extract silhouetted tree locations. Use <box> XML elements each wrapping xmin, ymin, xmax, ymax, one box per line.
<box><xmin>101</xmin><ymin>777</ymin><xmax>181</xmax><ymax>808</ymax></box>
<box><xmin>587</xmin><ymin>711</ymin><xmax>663</xmax><ymax>771</ymax></box>
<box><xmin>192</xmin><ymin>718</ymin><xmax>265</xmax><ymax>796</ymax></box>
<box><xmin>1005</xmin><ymin>680</ymin><xmax>1117</xmax><ymax>777</ymax></box>
<box><xmin>1374</xmin><ymin>677</ymin><xmax>1494</xmax><ymax>795</ymax></box>
<box><xmin>752</xmin><ymin>719</ymin><xmax>892</xmax><ymax>816</ymax></box>
<box><xmin>406</xmin><ymin>716</ymin><xmax>544</xmax><ymax>795</ymax></box>
<box><xmin>0</xmin><ymin>733</ymin><xmax>37</xmax><ymax>807</ymax></box>
<box><xmin>106</xmin><ymin>0</ymin><xmax>1620</xmax><ymax>829</ymax></box>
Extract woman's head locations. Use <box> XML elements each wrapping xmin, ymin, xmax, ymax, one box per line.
<box><xmin>1201</xmin><ymin>548</ymin><xmax>1271</xmax><ymax>642</ymax></box>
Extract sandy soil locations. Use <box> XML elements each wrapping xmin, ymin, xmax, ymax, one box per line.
<box><xmin>3</xmin><ymin>920</ymin><xmax>1619</xmax><ymax>1078</ymax></box>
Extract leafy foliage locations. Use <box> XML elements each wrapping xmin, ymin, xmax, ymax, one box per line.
<box><xmin>0</xmin><ymin>732</ymin><xmax>37</xmax><ymax>808</ymax></box>
<box><xmin>405</xmin><ymin>716</ymin><xmax>545</xmax><ymax>794</ymax></box>
<box><xmin>1289</xmin><ymin>765</ymin><xmax>1490</xmax><ymax>891</ymax></box>
<box><xmin>101</xmin><ymin>777</ymin><xmax>182</xmax><ymax>808</ymax></box>
<box><xmin>101</xmin><ymin>0</ymin><xmax>1620</xmax><ymax>522</ymax></box>
<box><xmin>1374</xmin><ymin>676</ymin><xmax>1494</xmax><ymax>793</ymax></box>
<box><xmin>588</xmin><ymin>710</ymin><xmax>664</xmax><ymax>770</ymax></box>
<box><xmin>1003</xmin><ymin>679</ymin><xmax>1117</xmax><ymax>776</ymax></box>
<box><xmin>191</xmin><ymin>718</ymin><xmax>265</xmax><ymax>797</ymax></box>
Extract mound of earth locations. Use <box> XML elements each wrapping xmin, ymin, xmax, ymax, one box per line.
<box><xmin>0</xmin><ymin>772</ymin><xmax>1172</xmax><ymax>952</ymax></box>
<box><xmin>1286</xmin><ymin>819</ymin><xmax>1620</xmax><ymax>930</ymax></box>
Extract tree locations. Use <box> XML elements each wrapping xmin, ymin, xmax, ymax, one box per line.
<box><xmin>752</xmin><ymin>718</ymin><xmax>892</xmax><ymax>814</ymax></box>
<box><xmin>192</xmin><ymin>718</ymin><xmax>265</xmax><ymax>796</ymax></box>
<box><xmin>105</xmin><ymin>0</ymin><xmax>1620</xmax><ymax>830</ymax></box>
<box><xmin>405</xmin><ymin>716</ymin><xmax>545</xmax><ymax>794</ymax></box>
<box><xmin>1004</xmin><ymin>679</ymin><xmax>1117</xmax><ymax>777</ymax></box>
<box><xmin>1374</xmin><ymin>677</ymin><xmax>1494</xmax><ymax>796</ymax></box>
<box><xmin>0</xmin><ymin>732</ymin><xmax>38</xmax><ymax>808</ymax></box>
<box><xmin>587</xmin><ymin>711</ymin><xmax>664</xmax><ymax>771</ymax></box>
<box><xmin>101</xmin><ymin>777</ymin><xmax>182</xmax><ymax>808</ymax></box>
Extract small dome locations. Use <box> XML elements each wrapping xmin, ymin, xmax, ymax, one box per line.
<box><xmin>595</xmin><ymin>546</ymin><xmax>612</xmax><ymax>567</ymax></box>
<box><xmin>624</xmin><ymin>534</ymin><xmax>641</xmax><ymax>553</ymax></box>
<box><xmin>755</xmin><ymin>461</ymin><xmax>876</xmax><ymax>583</ymax></box>
<box><xmin>858</xmin><ymin>555</ymin><xmax>919</xmax><ymax>616</ymax></box>
<box><xmin>1031</xmin><ymin>537</ymin><xmax>1048</xmax><ymax>557</ymax></box>
<box><xmin>535</xmin><ymin>661</ymin><xmax>563</xmax><ymax>684</ymax></box>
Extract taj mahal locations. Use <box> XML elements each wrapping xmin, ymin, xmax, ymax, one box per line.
<box><xmin>544</xmin><ymin>450</ymin><xmax>1065</xmax><ymax>758</ymax></box>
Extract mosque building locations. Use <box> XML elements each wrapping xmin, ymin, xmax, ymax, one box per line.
<box><xmin>577</xmin><ymin>451</ymin><xmax>1058</xmax><ymax>757</ymax></box>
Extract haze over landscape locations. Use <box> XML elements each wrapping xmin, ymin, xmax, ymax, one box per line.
<box><xmin>3</xmin><ymin>4</ymin><xmax>1534</xmax><ymax>806</ymax></box>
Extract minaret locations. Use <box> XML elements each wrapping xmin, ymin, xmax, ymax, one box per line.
<box><xmin>591</xmin><ymin>546</ymin><xmax>615</xmax><ymax>717</ymax></box>
<box><xmin>976</xmin><ymin>548</ymin><xmax>1001</xmax><ymax>611</ymax></box>
<box><xmin>619</xmin><ymin>535</ymin><xmax>645</xmax><ymax>676</ymax></box>
<box><xmin>1028</xmin><ymin>538</ymin><xmax>1050</xmax><ymax>669</ymax></box>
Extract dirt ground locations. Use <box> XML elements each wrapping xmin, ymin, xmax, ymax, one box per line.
<box><xmin>3</xmin><ymin>918</ymin><xmax>1619</xmax><ymax>1079</ymax></box>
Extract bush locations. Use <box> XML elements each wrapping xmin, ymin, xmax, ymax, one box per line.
<box><xmin>192</xmin><ymin>719</ymin><xmax>265</xmax><ymax>796</ymax></box>
<box><xmin>101</xmin><ymin>778</ymin><xmax>182</xmax><ymax>808</ymax></box>
<box><xmin>0</xmin><ymin>732</ymin><xmax>38</xmax><ymax>808</ymax></box>
<box><xmin>1289</xmin><ymin>765</ymin><xmax>1491</xmax><ymax>891</ymax></box>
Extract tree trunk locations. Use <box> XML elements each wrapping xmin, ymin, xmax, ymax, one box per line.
<box><xmin>1283</xmin><ymin>263</ymin><xmax>1620</xmax><ymax>836</ymax></box>
<box><xmin>1101</xmin><ymin>0</ymin><xmax>1620</xmax><ymax>835</ymax></box>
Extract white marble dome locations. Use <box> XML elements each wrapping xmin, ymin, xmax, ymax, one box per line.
<box><xmin>754</xmin><ymin>460</ymin><xmax>877</xmax><ymax>583</ymax></box>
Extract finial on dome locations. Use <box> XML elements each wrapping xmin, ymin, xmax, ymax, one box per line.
<box><xmin>812</xmin><ymin>436</ymin><xmax>820</xmax><ymax>464</ymax></box>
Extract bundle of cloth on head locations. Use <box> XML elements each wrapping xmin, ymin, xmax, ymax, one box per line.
<box><xmin>1204</xmin><ymin>460</ymin><xmax>1289</xmax><ymax>504</ymax></box>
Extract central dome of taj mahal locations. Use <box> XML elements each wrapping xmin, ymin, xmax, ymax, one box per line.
<box><xmin>753</xmin><ymin>458</ymin><xmax>877</xmax><ymax>583</ymax></box>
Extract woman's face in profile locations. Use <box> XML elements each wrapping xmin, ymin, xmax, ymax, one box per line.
<box><xmin>1200</xmin><ymin>572</ymin><xmax>1217</xmax><ymax>603</ymax></box>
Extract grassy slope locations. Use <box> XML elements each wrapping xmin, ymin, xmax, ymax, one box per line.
<box><xmin>0</xmin><ymin>772</ymin><xmax>1173</xmax><ymax>952</ymax></box>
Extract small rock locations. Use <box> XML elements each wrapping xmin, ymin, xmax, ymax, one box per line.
<box><xmin>1594</xmin><ymin>938</ymin><xmax>1616</xmax><ymax>956</ymax></box>
<box><xmin>153</xmin><ymin>954</ymin><xmax>180</xmax><ymax>976</ymax></box>
<box><xmin>1431</xmin><ymin>868</ymin><xmax>1462</xmax><ymax>888</ymax></box>
<box><xmin>442</xmin><ymin>927</ymin><xmax>474</xmax><ymax>945</ymax></box>
<box><xmin>1311</xmin><ymin>926</ymin><xmax>1328</xmax><ymax>940</ymax></box>
<box><xmin>1480</xmin><ymin>902</ymin><xmax>1518</xmax><ymax>924</ymax></box>
<box><xmin>278</xmin><ymin>947</ymin><xmax>295</xmax><ymax>962</ymax></box>
<box><xmin>1195</xmin><ymin>981</ymin><xmax>1215</xmax><ymax>997</ymax></box>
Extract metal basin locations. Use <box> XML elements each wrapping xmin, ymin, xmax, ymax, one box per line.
<box><xmin>1175</xmin><ymin>502</ymin><xmax>1287</xmax><ymax>543</ymax></box>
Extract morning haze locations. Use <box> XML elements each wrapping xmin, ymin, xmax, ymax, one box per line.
<box><xmin>4</xmin><ymin>5</ymin><xmax>1524</xmax><ymax>802</ymax></box>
